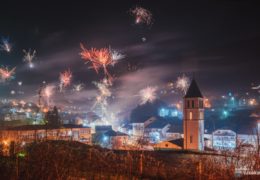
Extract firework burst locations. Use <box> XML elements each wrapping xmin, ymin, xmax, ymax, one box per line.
<box><xmin>176</xmin><ymin>75</ymin><xmax>190</xmax><ymax>94</ymax></box>
<box><xmin>43</xmin><ymin>85</ymin><xmax>55</xmax><ymax>106</ymax></box>
<box><xmin>23</xmin><ymin>49</ymin><xmax>36</xmax><ymax>68</ymax></box>
<box><xmin>130</xmin><ymin>6</ymin><xmax>152</xmax><ymax>25</ymax></box>
<box><xmin>59</xmin><ymin>69</ymin><xmax>72</xmax><ymax>91</ymax></box>
<box><xmin>0</xmin><ymin>66</ymin><xmax>16</xmax><ymax>82</ymax></box>
<box><xmin>80</xmin><ymin>43</ymin><xmax>114</xmax><ymax>80</ymax></box>
<box><xmin>80</xmin><ymin>44</ymin><xmax>116</xmax><ymax>80</ymax></box>
<box><xmin>92</xmin><ymin>79</ymin><xmax>112</xmax><ymax>123</ymax></box>
<box><xmin>0</xmin><ymin>37</ymin><xmax>12</xmax><ymax>53</ymax></box>
<box><xmin>109</xmin><ymin>47</ymin><xmax>125</xmax><ymax>66</ymax></box>
<box><xmin>73</xmin><ymin>83</ymin><xmax>84</xmax><ymax>92</ymax></box>
<box><xmin>139</xmin><ymin>86</ymin><xmax>157</xmax><ymax>105</ymax></box>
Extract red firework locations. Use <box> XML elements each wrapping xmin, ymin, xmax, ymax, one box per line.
<box><xmin>0</xmin><ymin>66</ymin><xmax>16</xmax><ymax>81</ymax></box>
<box><xmin>60</xmin><ymin>69</ymin><xmax>72</xmax><ymax>88</ymax></box>
<box><xmin>80</xmin><ymin>43</ymin><xmax>113</xmax><ymax>80</ymax></box>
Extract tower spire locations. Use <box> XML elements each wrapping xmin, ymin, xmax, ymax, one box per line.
<box><xmin>185</xmin><ymin>79</ymin><xmax>203</xmax><ymax>98</ymax></box>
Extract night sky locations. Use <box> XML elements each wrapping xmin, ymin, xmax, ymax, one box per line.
<box><xmin>0</xmin><ymin>0</ymin><xmax>259</xmax><ymax>116</ymax></box>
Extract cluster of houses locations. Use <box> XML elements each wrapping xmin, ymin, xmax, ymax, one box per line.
<box><xmin>0</xmin><ymin>79</ymin><xmax>260</xmax><ymax>153</ymax></box>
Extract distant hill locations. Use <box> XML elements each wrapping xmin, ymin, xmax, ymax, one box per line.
<box><xmin>205</xmin><ymin>108</ymin><xmax>259</xmax><ymax>134</ymax></box>
<box><xmin>130</xmin><ymin>100</ymin><xmax>167</xmax><ymax>123</ymax></box>
<box><xmin>130</xmin><ymin>100</ymin><xmax>259</xmax><ymax>134</ymax></box>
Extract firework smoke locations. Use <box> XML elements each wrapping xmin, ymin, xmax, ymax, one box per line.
<box><xmin>139</xmin><ymin>86</ymin><xmax>157</xmax><ymax>105</ymax></box>
<box><xmin>92</xmin><ymin>79</ymin><xmax>113</xmax><ymax>124</ymax></box>
<box><xmin>252</xmin><ymin>85</ymin><xmax>260</xmax><ymax>90</ymax></box>
<box><xmin>43</xmin><ymin>85</ymin><xmax>55</xmax><ymax>107</ymax></box>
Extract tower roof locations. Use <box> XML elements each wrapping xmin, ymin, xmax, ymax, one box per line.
<box><xmin>184</xmin><ymin>79</ymin><xmax>203</xmax><ymax>98</ymax></box>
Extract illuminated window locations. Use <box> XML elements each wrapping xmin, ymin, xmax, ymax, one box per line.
<box><xmin>189</xmin><ymin>112</ymin><xmax>193</xmax><ymax>120</ymax></box>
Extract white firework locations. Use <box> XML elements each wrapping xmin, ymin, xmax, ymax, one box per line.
<box><xmin>109</xmin><ymin>47</ymin><xmax>125</xmax><ymax>66</ymax></box>
<box><xmin>0</xmin><ymin>38</ymin><xmax>12</xmax><ymax>53</ymax></box>
<box><xmin>176</xmin><ymin>75</ymin><xmax>190</xmax><ymax>94</ymax></box>
<box><xmin>92</xmin><ymin>79</ymin><xmax>112</xmax><ymax>122</ymax></box>
<box><xmin>43</xmin><ymin>85</ymin><xmax>55</xmax><ymax>107</ymax></box>
<box><xmin>139</xmin><ymin>86</ymin><xmax>157</xmax><ymax>105</ymax></box>
<box><xmin>73</xmin><ymin>83</ymin><xmax>84</xmax><ymax>92</ymax></box>
<box><xmin>23</xmin><ymin>49</ymin><xmax>36</xmax><ymax>68</ymax></box>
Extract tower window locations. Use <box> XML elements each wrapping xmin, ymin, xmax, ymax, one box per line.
<box><xmin>190</xmin><ymin>135</ymin><xmax>193</xmax><ymax>143</ymax></box>
<box><xmin>192</xmin><ymin>100</ymin><xmax>195</xmax><ymax>108</ymax></box>
<box><xmin>187</xmin><ymin>100</ymin><xmax>190</xmax><ymax>108</ymax></box>
<box><xmin>189</xmin><ymin>112</ymin><xmax>193</xmax><ymax>120</ymax></box>
<box><xmin>199</xmin><ymin>100</ymin><xmax>204</xmax><ymax>108</ymax></box>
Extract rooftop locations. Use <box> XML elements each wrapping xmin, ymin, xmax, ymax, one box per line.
<box><xmin>2</xmin><ymin>124</ymin><xmax>90</xmax><ymax>131</ymax></box>
<box><xmin>104</xmin><ymin>130</ymin><xmax>128</xmax><ymax>137</ymax></box>
<box><xmin>184</xmin><ymin>79</ymin><xmax>203</xmax><ymax>98</ymax></box>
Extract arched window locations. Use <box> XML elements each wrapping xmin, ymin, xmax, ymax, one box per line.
<box><xmin>189</xmin><ymin>112</ymin><xmax>193</xmax><ymax>120</ymax></box>
<box><xmin>187</xmin><ymin>100</ymin><xmax>190</xmax><ymax>108</ymax></box>
<box><xmin>192</xmin><ymin>100</ymin><xmax>195</xmax><ymax>108</ymax></box>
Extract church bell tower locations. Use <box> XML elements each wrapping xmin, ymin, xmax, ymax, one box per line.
<box><xmin>183</xmin><ymin>79</ymin><xmax>204</xmax><ymax>151</ymax></box>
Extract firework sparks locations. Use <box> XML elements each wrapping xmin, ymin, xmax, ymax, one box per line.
<box><xmin>80</xmin><ymin>43</ymin><xmax>114</xmax><ymax>80</ymax></box>
<box><xmin>109</xmin><ymin>47</ymin><xmax>125</xmax><ymax>66</ymax></box>
<box><xmin>0</xmin><ymin>37</ymin><xmax>12</xmax><ymax>53</ymax></box>
<box><xmin>130</xmin><ymin>6</ymin><xmax>152</xmax><ymax>25</ymax></box>
<box><xmin>60</xmin><ymin>69</ymin><xmax>72</xmax><ymax>87</ymax></box>
<box><xmin>176</xmin><ymin>75</ymin><xmax>190</xmax><ymax>94</ymax></box>
<box><xmin>139</xmin><ymin>86</ymin><xmax>157</xmax><ymax>105</ymax></box>
<box><xmin>43</xmin><ymin>85</ymin><xmax>55</xmax><ymax>106</ymax></box>
<box><xmin>92</xmin><ymin>79</ymin><xmax>112</xmax><ymax>123</ymax></box>
<box><xmin>94</xmin><ymin>79</ymin><xmax>112</xmax><ymax>99</ymax></box>
<box><xmin>73</xmin><ymin>83</ymin><xmax>84</xmax><ymax>92</ymax></box>
<box><xmin>252</xmin><ymin>85</ymin><xmax>260</xmax><ymax>90</ymax></box>
<box><xmin>0</xmin><ymin>67</ymin><xmax>16</xmax><ymax>82</ymax></box>
<box><xmin>10</xmin><ymin>90</ymin><xmax>16</xmax><ymax>95</ymax></box>
<box><xmin>23</xmin><ymin>49</ymin><xmax>36</xmax><ymax>68</ymax></box>
<box><xmin>59</xmin><ymin>69</ymin><xmax>72</xmax><ymax>91</ymax></box>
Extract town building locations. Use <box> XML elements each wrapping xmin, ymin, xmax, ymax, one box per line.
<box><xmin>154</xmin><ymin>139</ymin><xmax>183</xmax><ymax>150</ymax></box>
<box><xmin>0</xmin><ymin>124</ymin><xmax>92</xmax><ymax>145</ymax></box>
<box><xmin>92</xmin><ymin>126</ymin><xmax>129</xmax><ymax>149</ymax></box>
<box><xmin>183</xmin><ymin>79</ymin><xmax>204</xmax><ymax>151</ymax></box>
<box><xmin>212</xmin><ymin>129</ymin><xmax>236</xmax><ymax>150</ymax></box>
